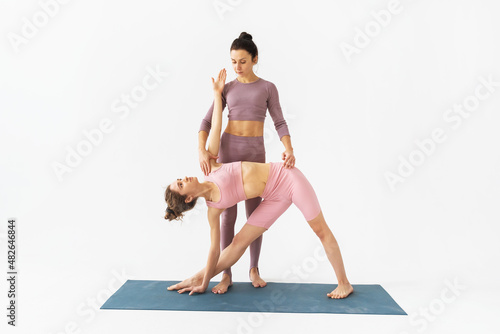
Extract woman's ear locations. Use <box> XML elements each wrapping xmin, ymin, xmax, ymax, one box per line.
<box><xmin>253</xmin><ymin>55</ymin><xmax>258</xmax><ymax>64</ymax></box>
<box><xmin>185</xmin><ymin>195</ymin><xmax>194</xmax><ymax>203</ymax></box>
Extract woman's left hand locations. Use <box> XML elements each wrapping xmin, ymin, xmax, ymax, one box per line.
<box><xmin>282</xmin><ymin>149</ymin><xmax>295</xmax><ymax>168</ymax></box>
<box><xmin>178</xmin><ymin>284</ymin><xmax>207</xmax><ymax>296</ymax></box>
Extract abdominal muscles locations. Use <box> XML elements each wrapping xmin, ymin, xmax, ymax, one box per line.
<box><xmin>225</xmin><ymin>120</ymin><xmax>264</xmax><ymax>137</ymax></box>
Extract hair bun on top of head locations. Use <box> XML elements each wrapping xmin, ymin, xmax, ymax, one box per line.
<box><xmin>239</xmin><ymin>32</ymin><xmax>253</xmax><ymax>41</ymax></box>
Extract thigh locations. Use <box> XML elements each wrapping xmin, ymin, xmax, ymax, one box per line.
<box><xmin>233</xmin><ymin>223</ymin><xmax>268</xmax><ymax>248</ymax></box>
<box><xmin>290</xmin><ymin>169</ymin><xmax>322</xmax><ymax>221</ymax></box>
<box><xmin>246</xmin><ymin>197</ymin><xmax>292</xmax><ymax>230</ymax></box>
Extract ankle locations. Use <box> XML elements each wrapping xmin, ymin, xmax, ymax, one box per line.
<box><xmin>249</xmin><ymin>267</ymin><xmax>260</xmax><ymax>277</ymax></box>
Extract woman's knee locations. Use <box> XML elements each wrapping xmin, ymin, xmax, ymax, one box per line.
<box><xmin>231</xmin><ymin>232</ymin><xmax>252</xmax><ymax>251</ymax></box>
<box><xmin>308</xmin><ymin>211</ymin><xmax>331</xmax><ymax>240</ymax></box>
<box><xmin>232</xmin><ymin>229</ymin><xmax>262</xmax><ymax>249</ymax></box>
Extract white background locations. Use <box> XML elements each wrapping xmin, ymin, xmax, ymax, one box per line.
<box><xmin>1</xmin><ymin>0</ymin><xmax>499</xmax><ymax>333</ymax></box>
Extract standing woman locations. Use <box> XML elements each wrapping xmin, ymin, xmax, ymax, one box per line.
<box><xmin>198</xmin><ymin>32</ymin><xmax>295</xmax><ymax>293</ymax></box>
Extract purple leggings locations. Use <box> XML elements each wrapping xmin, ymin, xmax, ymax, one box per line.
<box><xmin>218</xmin><ymin>132</ymin><xmax>266</xmax><ymax>277</ymax></box>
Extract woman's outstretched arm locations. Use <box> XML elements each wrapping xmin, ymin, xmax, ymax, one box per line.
<box><xmin>200</xmin><ymin>208</ymin><xmax>223</xmax><ymax>291</ymax></box>
<box><xmin>207</xmin><ymin>69</ymin><xmax>226</xmax><ymax>158</ymax></box>
<box><xmin>175</xmin><ymin>207</ymin><xmax>223</xmax><ymax>295</ymax></box>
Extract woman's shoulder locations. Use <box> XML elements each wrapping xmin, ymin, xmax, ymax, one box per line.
<box><xmin>208</xmin><ymin>161</ymin><xmax>231</xmax><ymax>175</ymax></box>
<box><xmin>259</xmin><ymin>78</ymin><xmax>278</xmax><ymax>91</ymax></box>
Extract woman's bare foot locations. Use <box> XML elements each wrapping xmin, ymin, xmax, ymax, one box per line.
<box><xmin>327</xmin><ymin>283</ymin><xmax>354</xmax><ymax>299</ymax></box>
<box><xmin>212</xmin><ymin>273</ymin><xmax>233</xmax><ymax>294</ymax></box>
<box><xmin>249</xmin><ymin>267</ymin><xmax>267</xmax><ymax>288</ymax></box>
<box><xmin>167</xmin><ymin>272</ymin><xmax>203</xmax><ymax>291</ymax></box>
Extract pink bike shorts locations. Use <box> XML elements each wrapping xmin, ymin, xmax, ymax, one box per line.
<box><xmin>246</xmin><ymin>162</ymin><xmax>322</xmax><ymax>229</ymax></box>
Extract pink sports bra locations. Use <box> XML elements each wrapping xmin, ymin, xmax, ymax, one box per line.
<box><xmin>199</xmin><ymin>78</ymin><xmax>290</xmax><ymax>139</ymax></box>
<box><xmin>204</xmin><ymin>161</ymin><xmax>247</xmax><ymax>209</ymax></box>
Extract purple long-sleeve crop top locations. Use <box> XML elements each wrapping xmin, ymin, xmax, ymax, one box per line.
<box><xmin>198</xmin><ymin>77</ymin><xmax>290</xmax><ymax>139</ymax></box>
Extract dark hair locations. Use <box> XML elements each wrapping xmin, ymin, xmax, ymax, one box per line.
<box><xmin>230</xmin><ymin>32</ymin><xmax>258</xmax><ymax>62</ymax></box>
<box><xmin>164</xmin><ymin>185</ymin><xmax>198</xmax><ymax>221</ymax></box>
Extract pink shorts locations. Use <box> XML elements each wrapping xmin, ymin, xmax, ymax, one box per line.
<box><xmin>246</xmin><ymin>162</ymin><xmax>322</xmax><ymax>229</ymax></box>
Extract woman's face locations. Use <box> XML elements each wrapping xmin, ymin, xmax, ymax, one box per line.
<box><xmin>230</xmin><ymin>49</ymin><xmax>257</xmax><ymax>77</ymax></box>
<box><xmin>170</xmin><ymin>176</ymin><xmax>199</xmax><ymax>198</ymax></box>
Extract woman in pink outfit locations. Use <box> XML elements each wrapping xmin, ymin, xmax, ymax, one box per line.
<box><xmin>164</xmin><ymin>69</ymin><xmax>353</xmax><ymax>299</ymax></box>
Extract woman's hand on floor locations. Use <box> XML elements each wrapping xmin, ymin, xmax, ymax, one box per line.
<box><xmin>178</xmin><ymin>284</ymin><xmax>207</xmax><ymax>296</ymax></box>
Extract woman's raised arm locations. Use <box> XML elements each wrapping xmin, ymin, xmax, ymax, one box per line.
<box><xmin>207</xmin><ymin>69</ymin><xmax>226</xmax><ymax>158</ymax></box>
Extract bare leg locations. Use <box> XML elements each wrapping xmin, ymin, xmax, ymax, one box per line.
<box><xmin>167</xmin><ymin>223</ymin><xmax>266</xmax><ymax>294</ymax></box>
<box><xmin>307</xmin><ymin>210</ymin><xmax>353</xmax><ymax>299</ymax></box>
<box><xmin>210</xmin><ymin>224</ymin><xmax>267</xmax><ymax>293</ymax></box>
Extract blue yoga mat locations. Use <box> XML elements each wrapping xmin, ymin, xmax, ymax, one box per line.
<box><xmin>100</xmin><ymin>280</ymin><xmax>406</xmax><ymax>315</ymax></box>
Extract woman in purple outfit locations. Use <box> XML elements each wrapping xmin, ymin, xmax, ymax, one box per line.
<box><xmin>197</xmin><ymin>32</ymin><xmax>295</xmax><ymax>293</ymax></box>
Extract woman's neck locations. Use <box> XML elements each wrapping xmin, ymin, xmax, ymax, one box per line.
<box><xmin>200</xmin><ymin>181</ymin><xmax>218</xmax><ymax>201</ymax></box>
<box><xmin>237</xmin><ymin>73</ymin><xmax>259</xmax><ymax>83</ymax></box>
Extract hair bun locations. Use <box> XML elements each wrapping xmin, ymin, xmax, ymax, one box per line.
<box><xmin>239</xmin><ymin>32</ymin><xmax>253</xmax><ymax>41</ymax></box>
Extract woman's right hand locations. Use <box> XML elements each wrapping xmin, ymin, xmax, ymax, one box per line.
<box><xmin>199</xmin><ymin>148</ymin><xmax>219</xmax><ymax>176</ymax></box>
<box><xmin>212</xmin><ymin>68</ymin><xmax>226</xmax><ymax>94</ymax></box>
